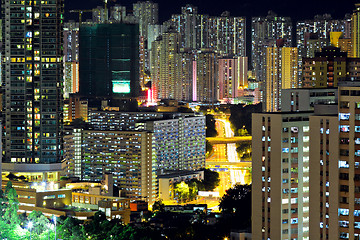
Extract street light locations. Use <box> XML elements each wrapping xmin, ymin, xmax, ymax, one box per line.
<box><xmin>27</xmin><ymin>222</ymin><xmax>33</xmax><ymax>240</ymax></box>
<box><xmin>53</xmin><ymin>215</ymin><xmax>57</xmax><ymax>240</ymax></box>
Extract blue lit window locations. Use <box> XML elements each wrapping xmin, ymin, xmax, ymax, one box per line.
<box><xmin>339</xmin><ymin>113</ymin><xmax>350</xmax><ymax>120</ymax></box>
<box><xmin>339</xmin><ymin>208</ymin><xmax>349</xmax><ymax>216</ymax></box>
<box><xmin>356</xmin><ymin>150</ymin><xmax>360</xmax><ymax>157</ymax></box>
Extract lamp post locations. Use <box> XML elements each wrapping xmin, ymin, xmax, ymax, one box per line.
<box><xmin>28</xmin><ymin>222</ymin><xmax>33</xmax><ymax>240</ymax></box>
<box><xmin>53</xmin><ymin>216</ymin><xmax>57</xmax><ymax>240</ymax></box>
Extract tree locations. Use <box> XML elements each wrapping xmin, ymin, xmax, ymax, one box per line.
<box><xmin>152</xmin><ymin>200</ymin><xmax>165</xmax><ymax>213</ymax></box>
<box><xmin>6</xmin><ymin>173</ymin><xmax>17</xmax><ymax>181</ymax></box>
<box><xmin>229</xmin><ymin>103</ymin><xmax>262</xmax><ymax>135</ymax></box>
<box><xmin>219</xmin><ymin>184</ymin><xmax>251</xmax><ymax>228</ymax></box>
<box><xmin>3</xmin><ymin>181</ymin><xmax>20</xmax><ymax>226</ymax></box>
<box><xmin>178</xmin><ymin>106</ymin><xmax>194</xmax><ymax>113</ymax></box>
<box><xmin>27</xmin><ymin>211</ymin><xmax>50</xmax><ymax>235</ymax></box>
<box><xmin>205</xmin><ymin>114</ymin><xmax>218</xmax><ymax>137</ymax></box>
<box><xmin>236</xmin><ymin>142</ymin><xmax>252</xmax><ymax>159</ymax></box>
<box><xmin>58</xmin><ymin>216</ymin><xmax>85</xmax><ymax>240</ymax></box>
<box><xmin>72</xmin><ymin>117</ymin><xmax>88</xmax><ymax>129</ymax></box>
<box><xmin>187</xmin><ymin>180</ymin><xmax>198</xmax><ymax>201</ymax></box>
<box><xmin>201</xmin><ymin>169</ymin><xmax>220</xmax><ymax>191</ymax></box>
<box><xmin>174</xmin><ymin>182</ymin><xmax>190</xmax><ymax>203</ymax></box>
<box><xmin>205</xmin><ymin>140</ymin><xmax>213</xmax><ymax>155</ymax></box>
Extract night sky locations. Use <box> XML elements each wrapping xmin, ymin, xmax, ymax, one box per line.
<box><xmin>65</xmin><ymin>0</ymin><xmax>357</xmax><ymax>23</ymax></box>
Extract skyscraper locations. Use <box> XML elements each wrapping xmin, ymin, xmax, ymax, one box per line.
<box><xmin>352</xmin><ymin>4</ymin><xmax>360</xmax><ymax>57</ymax></box>
<box><xmin>150</xmin><ymin>29</ymin><xmax>181</xmax><ymax>100</ymax></box>
<box><xmin>218</xmin><ymin>56</ymin><xmax>248</xmax><ymax>102</ymax></box>
<box><xmin>207</xmin><ymin>12</ymin><xmax>246</xmax><ymax>56</ymax></box>
<box><xmin>265</xmin><ymin>44</ymin><xmax>298</xmax><ymax>112</ymax></box>
<box><xmin>133</xmin><ymin>1</ymin><xmax>159</xmax><ymax>89</ymax></box>
<box><xmin>296</xmin><ymin>14</ymin><xmax>349</xmax><ymax>83</ymax></box>
<box><xmin>302</xmin><ymin>47</ymin><xmax>347</xmax><ymax>88</ymax></box>
<box><xmin>79</xmin><ymin>23</ymin><xmax>140</xmax><ymax>99</ymax></box>
<box><xmin>296</xmin><ymin>14</ymin><xmax>348</xmax><ymax>59</ymax></box>
<box><xmin>252</xmin><ymin>11</ymin><xmax>292</xmax><ymax>84</ymax></box>
<box><xmin>2</xmin><ymin>0</ymin><xmax>64</xmax><ymax>171</ymax></box>
<box><xmin>133</xmin><ymin>1</ymin><xmax>158</xmax><ymax>41</ymax></box>
<box><xmin>193</xmin><ymin>50</ymin><xmax>218</xmax><ymax>103</ymax></box>
<box><xmin>252</xmin><ymin>112</ymin><xmax>311</xmax><ymax>240</ymax></box>
<box><xmin>170</xmin><ymin>5</ymin><xmax>208</xmax><ymax>50</ymax></box>
<box><xmin>63</xmin><ymin>21</ymin><xmax>79</xmax><ymax>98</ymax></box>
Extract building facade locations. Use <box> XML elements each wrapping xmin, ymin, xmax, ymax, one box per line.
<box><xmin>265</xmin><ymin>46</ymin><xmax>298</xmax><ymax>112</ymax></box>
<box><xmin>252</xmin><ymin>112</ymin><xmax>311</xmax><ymax>240</ymax></box>
<box><xmin>352</xmin><ymin>5</ymin><xmax>360</xmax><ymax>58</ymax></box>
<box><xmin>79</xmin><ymin>23</ymin><xmax>140</xmax><ymax>99</ymax></box>
<box><xmin>218</xmin><ymin>56</ymin><xmax>248</xmax><ymax>101</ymax></box>
<box><xmin>252</xmin><ymin>11</ymin><xmax>292</xmax><ymax>84</ymax></box>
<box><xmin>64</xmin><ymin>130</ymin><xmax>157</xmax><ymax>203</ymax></box>
<box><xmin>207</xmin><ymin>12</ymin><xmax>246</xmax><ymax>56</ymax></box>
<box><xmin>302</xmin><ymin>47</ymin><xmax>347</xmax><ymax>88</ymax></box>
<box><xmin>2</xmin><ymin>0</ymin><xmax>64</xmax><ymax>169</ymax></box>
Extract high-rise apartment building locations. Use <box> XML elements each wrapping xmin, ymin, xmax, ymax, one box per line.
<box><xmin>305</xmin><ymin>37</ymin><xmax>330</xmax><ymax>58</ymax></box>
<box><xmin>64</xmin><ymin>129</ymin><xmax>157</xmax><ymax>203</ymax></box>
<box><xmin>79</xmin><ymin>23</ymin><xmax>140</xmax><ymax>99</ymax></box>
<box><xmin>2</xmin><ymin>0</ymin><xmax>64</xmax><ymax>172</ymax></box>
<box><xmin>193</xmin><ymin>50</ymin><xmax>218</xmax><ymax>103</ymax></box>
<box><xmin>133</xmin><ymin>1</ymin><xmax>158</xmax><ymax>40</ymax></box>
<box><xmin>64</xmin><ymin>95</ymin><xmax>88</xmax><ymax>123</ymax></box>
<box><xmin>64</xmin><ymin>62</ymin><xmax>79</xmax><ymax>98</ymax></box>
<box><xmin>296</xmin><ymin>14</ymin><xmax>348</xmax><ymax>59</ymax></box>
<box><xmin>64</xmin><ymin>113</ymin><xmax>205</xmax><ymax>202</ymax></box>
<box><xmin>63</xmin><ymin>21</ymin><xmax>79</xmax><ymax>62</ymax></box>
<box><xmin>308</xmin><ymin>105</ymin><xmax>339</xmax><ymax>240</ymax></box>
<box><xmin>207</xmin><ymin>12</ymin><xmax>246</xmax><ymax>56</ymax></box>
<box><xmin>133</xmin><ymin>1</ymin><xmax>158</xmax><ymax>89</ymax></box>
<box><xmin>252</xmin><ymin>112</ymin><xmax>311</xmax><ymax>240</ymax></box>
<box><xmin>339</xmin><ymin>38</ymin><xmax>353</xmax><ymax>57</ymax></box>
<box><xmin>302</xmin><ymin>47</ymin><xmax>348</xmax><ymax>88</ymax></box>
<box><xmin>170</xmin><ymin>5</ymin><xmax>208</xmax><ymax>50</ymax></box>
<box><xmin>150</xmin><ymin>29</ymin><xmax>181</xmax><ymax>100</ymax></box>
<box><xmin>296</xmin><ymin>14</ymin><xmax>349</xmax><ymax>83</ymax></box>
<box><xmin>218</xmin><ymin>56</ymin><xmax>248</xmax><ymax>101</ymax></box>
<box><xmin>141</xmin><ymin>116</ymin><xmax>206</xmax><ymax>172</ymax></box>
<box><xmin>265</xmin><ymin>45</ymin><xmax>298</xmax><ymax>112</ymax></box>
<box><xmin>63</xmin><ymin>21</ymin><xmax>79</xmax><ymax>98</ymax></box>
<box><xmin>352</xmin><ymin>4</ymin><xmax>360</xmax><ymax>58</ymax></box>
<box><xmin>252</xmin><ymin>11</ymin><xmax>292</xmax><ymax>83</ymax></box>
<box><xmin>179</xmin><ymin>50</ymin><xmax>195</xmax><ymax>101</ymax></box>
<box><xmin>329</xmin><ymin>83</ymin><xmax>360</xmax><ymax>239</ymax></box>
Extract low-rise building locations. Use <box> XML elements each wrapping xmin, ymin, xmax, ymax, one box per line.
<box><xmin>159</xmin><ymin>170</ymin><xmax>204</xmax><ymax>201</ymax></box>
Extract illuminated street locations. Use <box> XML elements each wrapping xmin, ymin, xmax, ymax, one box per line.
<box><xmin>206</xmin><ymin>118</ymin><xmax>252</xmax><ymax>197</ymax></box>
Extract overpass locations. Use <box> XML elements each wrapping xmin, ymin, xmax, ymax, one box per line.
<box><xmin>206</xmin><ymin>136</ymin><xmax>252</xmax><ymax>144</ymax></box>
<box><xmin>206</xmin><ymin>161</ymin><xmax>252</xmax><ymax>168</ymax></box>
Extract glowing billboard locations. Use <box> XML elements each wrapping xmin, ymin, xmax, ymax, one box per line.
<box><xmin>112</xmin><ymin>81</ymin><xmax>130</xmax><ymax>94</ymax></box>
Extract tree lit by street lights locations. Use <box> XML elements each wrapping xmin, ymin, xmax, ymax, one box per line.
<box><xmin>27</xmin><ymin>222</ymin><xmax>33</xmax><ymax>240</ymax></box>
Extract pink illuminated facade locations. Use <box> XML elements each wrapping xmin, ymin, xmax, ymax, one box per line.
<box><xmin>218</xmin><ymin>56</ymin><xmax>248</xmax><ymax>101</ymax></box>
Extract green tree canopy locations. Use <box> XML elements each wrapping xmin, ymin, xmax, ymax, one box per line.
<box><xmin>3</xmin><ymin>181</ymin><xmax>20</xmax><ymax>226</ymax></box>
<box><xmin>27</xmin><ymin>211</ymin><xmax>51</xmax><ymax>235</ymax></box>
<box><xmin>219</xmin><ymin>184</ymin><xmax>251</xmax><ymax>228</ymax></box>
<box><xmin>205</xmin><ymin>114</ymin><xmax>218</xmax><ymax>137</ymax></box>
<box><xmin>201</xmin><ymin>169</ymin><xmax>220</xmax><ymax>191</ymax></box>
<box><xmin>229</xmin><ymin>103</ymin><xmax>262</xmax><ymax>135</ymax></box>
<box><xmin>152</xmin><ymin>200</ymin><xmax>165</xmax><ymax>213</ymax></box>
